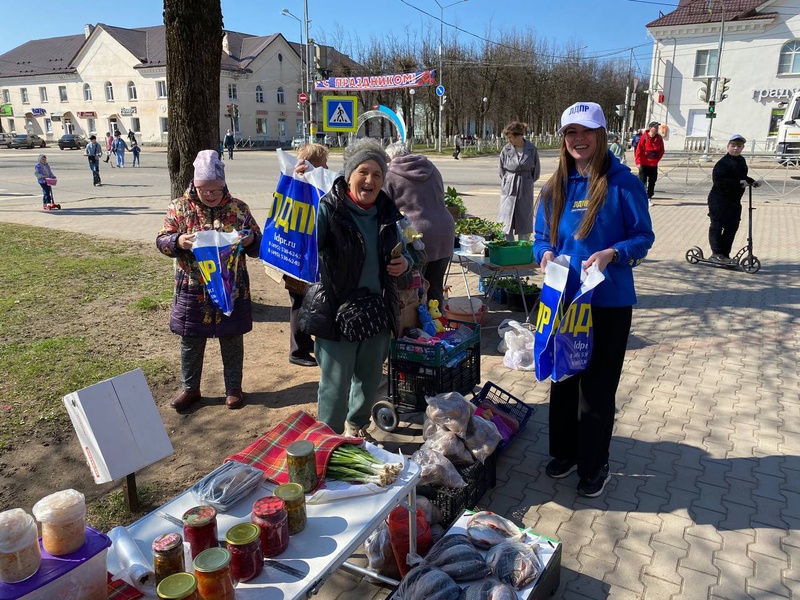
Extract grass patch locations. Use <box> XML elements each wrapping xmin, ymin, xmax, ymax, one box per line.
<box><xmin>0</xmin><ymin>223</ymin><xmax>177</xmax><ymax>455</ymax></box>
<box><xmin>86</xmin><ymin>484</ymin><xmax>164</xmax><ymax>531</ymax></box>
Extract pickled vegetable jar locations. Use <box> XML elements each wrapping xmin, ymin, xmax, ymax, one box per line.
<box><xmin>182</xmin><ymin>506</ymin><xmax>219</xmax><ymax>560</ymax></box>
<box><xmin>157</xmin><ymin>571</ymin><xmax>200</xmax><ymax>599</ymax></box>
<box><xmin>225</xmin><ymin>522</ymin><xmax>263</xmax><ymax>582</ymax></box>
<box><xmin>0</xmin><ymin>508</ymin><xmax>41</xmax><ymax>583</ymax></box>
<box><xmin>274</xmin><ymin>483</ymin><xmax>306</xmax><ymax>535</ymax></box>
<box><xmin>193</xmin><ymin>547</ymin><xmax>235</xmax><ymax>600</ymax></box>
<box><xmin>31</xmin><ymin>488</ymin><xmax>86</xmax><ymax>556</ymax></box>
<box><xmin>251</xmin><ymin>496</ymin><xmax>289</xmax><ymax>557</ymax></box>
<box><xmin>153</xmin><ymin>532</ymin><xmax>186</xmax><ymax>584</ymax></box>
<box><xmin>286</xmin><ymin>440</ymin><xmax>318</xmax><ymax>493</ymax></box>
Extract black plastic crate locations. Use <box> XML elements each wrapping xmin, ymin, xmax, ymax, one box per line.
<box><xmin>419</xmin><ymin>450</ymin><xmax>497</xmax><ymax>529</ymax></box>
<box><xmin>389</xmin><ymin>344</ymin><xmax>481</xmax><ymax>412</ymax></box>
<box><xmin>470</xmin><ymin>381</ymin><xmax>535</xmax><ymax>454</ymax></box>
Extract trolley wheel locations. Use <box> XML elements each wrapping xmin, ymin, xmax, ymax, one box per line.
<box><xmin>372</xmin><ymin>400</ymin><xmax>399</xmax><ymax>432</ymax></box>
<box><xmin>740</xmin><ymin>255</ymin><xmax>761</xmax><ymax>274</ymax></box>
<box><xmin>685</xmin><ymin>246</ymin><xmax>703</xmax><ymax>264</ymax></box>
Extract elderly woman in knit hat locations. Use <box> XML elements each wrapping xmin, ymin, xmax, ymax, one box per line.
<box><xmin>156</xmin><ymin>149</ymin><xmax>262</xmax><ymax>411</ymax></box>
<box><xmin>299</xmin><ymin>138</ymin><xmax>410</xmax><ymax>438</ymax></box>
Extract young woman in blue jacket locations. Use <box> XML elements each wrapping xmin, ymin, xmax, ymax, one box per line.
<box><xmin>533</xmin><ymin>101</ymin><xmax>655</xmax><ymax>497</ymax></box>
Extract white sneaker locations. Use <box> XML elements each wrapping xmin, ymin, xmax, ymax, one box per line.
<box><xmin>648</xmin><ymin>199</ymin><xmax>654</xmax><ymax>207</ymax></box>
<box><xmin>344</xmin><ymin>422</ymin><xmax>384</xmax><ymax>448</ymax></box>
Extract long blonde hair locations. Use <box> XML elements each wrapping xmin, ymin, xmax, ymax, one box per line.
<box><xmin>538</xmin><ymin>127</ymin><xmax>609</xmax><ymax>242</ymax></box>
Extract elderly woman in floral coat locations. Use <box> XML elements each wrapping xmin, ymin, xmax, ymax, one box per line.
<box><xmin>156</xmin><ymin>150</ymin><xmax>262</xmax><ymax>411</ymax></box>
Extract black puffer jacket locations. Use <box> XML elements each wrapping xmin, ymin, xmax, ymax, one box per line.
<box><xmin>299</xmin><ymin>177</ymin><xmax>404</xmax><ymax>341</ymax></box>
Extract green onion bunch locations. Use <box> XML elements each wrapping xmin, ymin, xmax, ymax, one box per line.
<box><xmin>327</xmin><ymin>444</ymin><xmax>403</xmax><ymax>487</ymax></box>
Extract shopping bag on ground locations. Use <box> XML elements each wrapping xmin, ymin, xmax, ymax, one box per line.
<box><xmin>552</xmin><ymin>263</ymin><xmax>604</xmax><ymax>381</ymax></box>
<box><xmin>192</xmin><ymin>229</ymin><xmax>244</xmax><ymax>317</ymax></box>
<box><xmin>533</xmin><ymin>255</ymin><xmax>570</xmax><ymax>381</ymax></box>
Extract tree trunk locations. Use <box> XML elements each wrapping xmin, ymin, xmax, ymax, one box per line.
<box><xmin>164</xmin><ymin>0</ymin><xmax>224</xmax><ymax>200</ymax></box>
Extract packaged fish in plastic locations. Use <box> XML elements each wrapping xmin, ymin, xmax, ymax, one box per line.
<box><xmin>395</xmin><ymin>564</ymin><xmax>462</xmax><ymax>600</ymax></box>
<box><xmin>458</xmin><ymin>577</ymin><xmax>518</xmax><ymax>600</ymax></box>
<box><xmin>465</xmin><ymin>511</ymin><xmax>526</xmax><ymax>549</ymax></box>
<box><xmin>485</xmin><ymin>540</ymin><xmax>543</xmax><ymax>590</ymax></box>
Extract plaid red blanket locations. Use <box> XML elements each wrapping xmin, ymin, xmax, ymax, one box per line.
<box><xmin>107</xmin><ymin>573</ymin><xmax>143</xmax><ymax>599</ymax></box>
<box><xmin>225</xmin><ymin>410</ymin><xmax>362</xmax><ymax>491</ymax></box>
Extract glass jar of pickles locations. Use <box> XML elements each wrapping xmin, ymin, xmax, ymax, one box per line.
<box><xmin>156</xmin><ymin>572</ymin><xmax>199</xmax><ymax>600</ymax></box>
<box><xmin>274</xmin><ymin>483</ymin><xmax>306</xmax><ymax>535</ymax></box>
<box><xmin>225</xmin><ymin>522</ymin><xmax>263</xmax><ymax>583</ymax></box>
<box><xmin>193</xmin><ymin>547</ymin><xmax>235</xmax><ymax>600</ymax></box>
<box><xmin>286</xmin><ymin>440</ymin><xmax>318</xmax><ymax>493</ymax></box>
<box><xmin>153</xmin><ymin>532</ymin><xmax>186</xmax><ymax>584</ymax></box>
<box><xmin>182</xmin><ymin>506</ymin><xmax>219</xmax><ymax>560</ymax></box>
<box><xmin>0</xmin><ymin>508</ymin><xmax>41</xmax><ymax>583</ymax></box>
<box><xmin>31</xmin><ymin>489</ymin><xmax>86</xmax><ymax>556</ymax></box>
<box><xmin>251</xmin><ymin>496</ymin><xmax>289</xmax><ymax>557</ymax></box>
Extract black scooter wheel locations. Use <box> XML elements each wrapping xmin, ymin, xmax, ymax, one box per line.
<box><xmin>685</xmin><ymin>246</ymin><xmax>703</xmax><ymax>264</ymax></box>
<box><xmin>740</xmin><ymin>256</ymin><xmax>761</xmax><ymax>274</ymax></box>
<box><xmin>372</xmin><ymin>400</ymin><xmax>399</xmax><ymax>433</ymax></box>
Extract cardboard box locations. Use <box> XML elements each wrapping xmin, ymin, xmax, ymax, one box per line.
<box><xmin>63</xmin><ymin>368</ymin><xmax>173</xmax><ymax>484</ymax></box>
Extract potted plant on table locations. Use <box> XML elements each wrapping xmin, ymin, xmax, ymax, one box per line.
<box><xmin>496</xmin><ymin>276</ymin><xmax>541</xmax><ymax>312</ymax></box>
<box><xmin>444</xmin><ymin>186</ymin><xmax>467</xmax><ymax>222</ymax></box>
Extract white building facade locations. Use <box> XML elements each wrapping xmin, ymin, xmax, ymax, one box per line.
<box><xmin>0</xmin><ymin>23</ymin><xmax>347</xmax><ymax>145</ymax></box>
<box><xmin>645</xmin><ymin>0</ymin><xmax>799</xmax><ymax>153</ymax></box>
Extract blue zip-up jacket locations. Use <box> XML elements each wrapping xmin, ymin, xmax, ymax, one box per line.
<box><xmin>534</xmin><ymin>151</ymin><xmax>655</xmax><ymax>307</ymax></box>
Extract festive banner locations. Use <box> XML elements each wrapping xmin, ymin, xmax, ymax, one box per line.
<box><xmin>315</xmin><ymin>70</ymin><xmax>436</xmax><ymax>91</ymax></box>
<box><xmin>259</xmin><ymin>149</ymin><xmax>337</xmax><ymax>283</ymax></box>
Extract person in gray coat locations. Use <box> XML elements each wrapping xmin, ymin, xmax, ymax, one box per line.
<box><xmin>498</xmin><ymin>121</ymin><xmax>541</xmax><ymax>241</ymax></box>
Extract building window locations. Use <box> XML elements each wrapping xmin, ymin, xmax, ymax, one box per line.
<box><xmin>778</xmin><ymin>40</ymin><xmax>800</xmax><ymax>74</ymax></box>
<box><xmin>105</xmin><ymin>82</ymin><xmax>114</xmax><ymax>101</ymax></box>
<box><xmin>88</xmin><ymin>118</ymin><xmax>96</xmax><ymax>134</ymax></box>
<box><xmin>256</xmin><ymin>118</ymin><xmax>267</xmax><ymax>135</ymax></box>
<box><xmin>296</xmin><ymin>119</ymin><xmax>303</xmax><ymax>135</ymax></box>
<box><xmin>8</xmin><ymin>118</ymin><xmax>14</xmax><ymax>132</ymax></box>
<box><xmin>127</xmin><ymin>82</ymin><xmax>138</xmax><ymax>101</ymax></box>
<box><xmin>39</xmin><ymin>87</ymin><xmax>48</xmax><ymax>102</ymax></box>
<box><xmin>694</xmin><ymin>49</ymin><xmax>719</xmax><ymax>78</ymax></box>
<box><xmin>228</xmin><ymin>84</ymin><xmax>238</xmax><ymax>100</ymax></box>
<box><xmin>2</xmin><ymin>89</ymin><xmax>9</xmax><ymax>103</ymax></box>
<box><xmin>83</xmin><ymin>84</ymin><xmax>92</xmax><ymax>101</ymax></box>
<box><xmin>256</xmin><ymin>85</ymin><xmax>264</xmax><ymax>103</ymax></box>
<box><xmin>156</xmin><ymin>80</ymin><xmax>167</xmax><ymax>98</ymax></box>
<box><xmin>278</xmin><ymin>118</ymin><xmax>286</xmax><ymax>138</ymax></box>
<box><xmin>44</xmin><ymin>119</ymin><xmax>52</xmax><ymax>133</ymax></box>
<box><xmin>21</xmin><ymin>88</ymin><xmax>29</xmax><ymax>103</ymax></box>
<box><xmin>59</xmin><ymin>86</ymin><xmax>68</xmax><ymax>102</ymax></box>
<box><xmin>131</xmin><ymin>117</ymin><xmax>140</xmax><ymax>133</ymax></box>
<box><xmin>160</xmin><ymin>117</ymin><xmax>168</xmax><ymax>133</ymax></box>
<box><xmin>277</xmin><ymin>87</ymin><xmax>285</xmax><ymax>104</ymax></box>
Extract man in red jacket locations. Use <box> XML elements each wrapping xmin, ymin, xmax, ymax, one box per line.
<box><xmin>635</xmin><ymin>121</ymin><xmax>665</xmax><ymax>206</ymax></box>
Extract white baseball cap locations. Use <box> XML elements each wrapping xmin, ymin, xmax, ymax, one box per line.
<box><xmin>557</xmin><ymin>101</ymin><xmax>607</xmax><ymax>134</ymax></box>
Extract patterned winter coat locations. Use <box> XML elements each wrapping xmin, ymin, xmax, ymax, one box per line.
<box><xmin>156</xmin><ymin>188</ymin><xmax>262</xmax><ymax>338</ymax></box>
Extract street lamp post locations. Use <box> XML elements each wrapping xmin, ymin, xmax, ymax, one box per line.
<box><xmin>281</xmin><ymin>8</ymin><xmax>306</xmax><ymax>141</ymax></box>
<box><xmin>702</xmin><ymin>0</ymin><xmax>725</xmax><ymax>161</ymax></box>
<box><xmin>409</xmin><ymin>88</ymin><xmax>415</xmax><ymax>151</ymax></box>
<box><xmin>435</xmin><ymin>0</ymin><xmax>468</xmax><ymax>154</ymax></box>
<box><xmin>281</xmin><ymin>3</ymin><xmax>312</xmax><ymax>143</ymax></box>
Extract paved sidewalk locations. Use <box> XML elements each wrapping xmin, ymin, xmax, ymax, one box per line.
<box><xmin>3</xmin><ymin>152</ymin><xmax>798</xmax><ymax>599</ymax></box>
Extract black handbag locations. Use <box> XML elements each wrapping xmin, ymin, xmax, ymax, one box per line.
<box><xmin>335</xmin><ymin>288</ymin><xmax>390</xmax><ymax>342</ymax></box>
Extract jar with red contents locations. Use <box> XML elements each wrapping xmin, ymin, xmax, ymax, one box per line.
<box><xmin>182</xmin><ymin>506</ymin><xmax>218</xmax><ymax>560</ymax></box>
<box><xmin>225</xmin><ymin>522</ymin><xmax>263</xmax><ymax>583</ymax></box>
<box><xmin>193</xmin><ymin>547</ymin><xmax>235</xmax><ymax>600</ymax></box>
<box><xmin>251</xmin><ymin>496</ymin><xmax>289</xmax><ymax>557</ymax></box>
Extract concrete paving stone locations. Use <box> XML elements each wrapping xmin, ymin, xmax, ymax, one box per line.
<box><xmin>723</xmin><ymin>479</ymin><xmax>758</xmax><ymax>508</ymax></box>
<box><xmin>605</xmin><ymin>546</ymin><xmax>649</xmax><ymax>595</ymax></box>
<box><xmin>560</xmin><ymin>507</ymin><xmax>604</xmax><ymax>536</ymax></box>
<box><xmin>747</xmin><ymin>528</ymin><xmax>791</xmax><ymax>561</ymax></box>
<box><xmin>708</xmin><ymin>558</ymin><xmax>756</xmax><ymax>600</ymax></box>
<box><xmin>746</xmin><ymin>551</ymin><xmax>793</xmax><ymax>598</ymax></box>
<box><xmin>778</xmin><ymin>430</ymin><xmax>800</xmax><ymax>453</ymax></box>
<box><xmin>637</xmin><ymin>418</ymin><xmax>668</xmax><ymax>440</ymax></box>
<box><xmin>751</xmin><ymin>496</ymin><xmax>790</xmax><ymax>529</ymax></box>
<box><xmin>643</xmin><ymin>539</ymin><xmax>687</xmax><ymax>585</ymax></box>
<box><xmin>613</xmin><ymin>421</ymin><xmax>643</xmax><ymax>440</ymax></box>
<box><xmin>575</xmin><ymin>549</ymin><xmax>617</xmax><ymax>582</ymax></box>
<box><xmin>752</xmin><ymin>455</ymin><xmax>788</xmax><ymax>478</ymax></box>
<box><xmin>607</xmin><ymin>473</ymin><xmax>648</xmax><ymax>504</ymax></box>
<box><xmin>782</xmin><ymin>578</ymin><xmax>800</xmax><ymax>599</ymax></box>
<box><xmin>679</xmin><ymin>533</ymin><xmax>723</xmax><ymax>576</ymax></box>
<box><xmin>617</xmin><ymin>517</ymin><xmax>660</xmax><ymax>558</ymax></box>
<box><xmin>781</xmin><ymin>490</ymin><xmax>800</xmax><ymax>521</ymax></box>
<box><xmin>751</xmin><ymin>433</ymin><xmax>784</xmax><ymax>456</ymax></box>
<box><xmin>702</xmin><ymin>439</ymin><xmax>735</xmax><ymax>458</ymax></box>
<box><xmin>581</xmin><ymin>522</ymin><xmax>628</xmax><ymax>561</ymax></box>
<box><xmin>718</xmin><ymin>500</ymin><xmax>760</xmax><ymax>531</ymax></box>
<box><xmin>691</xmin><ymin>484</ymin><xmax>728</xmax><ymax>515</ymax></box>
<box><xmin>562</xmin><ymin>573</ymin><xmax>615</xmax><ymax>600</ymax></box>
<box><xmin>641</xmin><ymin>573</ymin><xmax>682</xmax><ymax>598</ymax></box>
<box><xmin>673</xmin><ymin>566</ymin><xmax>719</xmax><ymax>600</ymax></box>
<box><xmin>697</xmin><ymin>457</ymin><xmax>733</xmax><ymax>487</ymax></box>
<box><xmin>751</xmin><ymin>471</ymin><xmax>786</xmax><ymax>502</ymax></box>
<box><xmin>712</xmin><ymin>529</ymin><xmax>757</xmax><ymax>567</ymax></box>
<box><xmin>638</xmin><ymin>471</ymin><xmax>676</xmax><ymax>500</ymax></box>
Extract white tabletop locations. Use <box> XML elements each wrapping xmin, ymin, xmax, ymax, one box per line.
<box><xmin>111</xmin><ymin>460</ymin><xmax>420</xmax><ymax>599</ymax></box>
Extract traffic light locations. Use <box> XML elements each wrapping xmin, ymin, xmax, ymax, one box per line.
<box><xmin>698</xmin><ymin>78</ymin><xmax>712</xmax><ymax>103</ymax></box>
<box><xmin>233</xmin><ymin>104</ymin><xmax>239</xmax><ymax>119</ymax></box>
<box><xmin>225</xmin><ymin>104</ymin><xmax>232</xmax><ymax>117</ymax></box>
<box><xmin>719</xmin><ymin>77</ymin><xmax>731</xmax><ymax>102</ymax></box>
<box><xmin>707</xmin><ymin>100</ymin><xmax>716</xmax><ymax>119</ymax></box>
<box><xmin>615</xmin><ymin>104</ymin><xmax>625</xmax><ymax>117</ymax></box>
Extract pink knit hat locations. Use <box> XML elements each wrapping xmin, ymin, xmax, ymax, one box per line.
<box><xmin>193</xmin><ymin>150</ymin><xmax>225</xmax><ymax>183</ymax></box>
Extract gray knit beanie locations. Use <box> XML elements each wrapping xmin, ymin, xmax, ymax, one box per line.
<box><xmin>343</xmin><ymin>138</ymin><xmax>388</xmax><ymax>181</ymax></box>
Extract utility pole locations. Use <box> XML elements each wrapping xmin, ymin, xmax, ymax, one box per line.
<box><xmin>702</xmin><ymin>0</ymin><xmax>725</xmax><ymax>161</ymax></box>
<box><xmin>434</xmin><ymin>0</ymin><xmax>468</xmax><ymax>154</ymax></box>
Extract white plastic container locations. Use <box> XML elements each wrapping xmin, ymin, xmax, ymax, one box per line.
<box><xmin>459</xmin><ymin>234</ymin><xmax>486</xmax><ymax>255</ymax></box>
<box><xmin>0</xmin><ymin>509</ymin><xmax>41</xmax><ymax>584</ymax></box>
<box><xmin>31</xmin><ymin>489</ymin><xmax>86</xmax><ymax>556</ymax></box>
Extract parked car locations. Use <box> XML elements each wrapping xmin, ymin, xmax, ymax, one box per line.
<box><xmin>11</xmin><ymin>134</ymin><xmax>47</xmax><ymax>149</ymax></box>
<box><xmin>58</xmin><ymin>134</ymin><xmax>88</xmax><ymax>150</ymax></box>
<box><xmin>291</xmin><ymin>135</ymin><xmax>306</xmax><ymax>149</ymax></box>
<box><xmin>0</xmin><ymin>132</ymin><xmax>12</xmax><ymax>148</ymax></box>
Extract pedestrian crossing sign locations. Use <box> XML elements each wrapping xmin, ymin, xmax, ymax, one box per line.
<box><xmin>323</xmin><ymin>95</ymin><xmax>358</xmax><ymax>133</ymax></box>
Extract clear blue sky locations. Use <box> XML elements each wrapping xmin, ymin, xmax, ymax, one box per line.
<box><xmin>2</xmin><ymin>0</ymin><xmax>675</xmax><ymax>80</ymax></box>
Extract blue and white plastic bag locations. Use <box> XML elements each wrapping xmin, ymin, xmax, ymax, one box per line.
<box><xmin>192</xmin><ymin>229</ymin><xmax>244</xmax><ymax>317</ymax></box>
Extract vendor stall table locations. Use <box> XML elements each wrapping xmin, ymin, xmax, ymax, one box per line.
<box><xmin>446</xmin><ymin>250</ymin><xmax>539</xmax><ymax>323</ymax></box>
<box><xmin>109</xmin><ymin>460</ymin><xmax>421</xmax><ymax>599</ymax></box>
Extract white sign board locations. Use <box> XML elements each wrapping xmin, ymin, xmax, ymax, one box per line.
<box><xmin>63</xmin><ymin>368</ymin><xmax>173</xmax><ymax>484</ymax></box>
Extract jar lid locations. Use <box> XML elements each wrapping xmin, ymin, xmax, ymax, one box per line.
<box><xmin>182</xmin><ymin>505</ymin><xmax>217</xmax><ymax>527</ymax></box>
<box><xmin>225</xmin><ymin>523</ymin><xmax>260</xmax><ymax>546</ymax></box>
<box><xmin>157</xmin><ymin>572</ymin><xmax>197</xmax><ymax>598</ymax></box>
<box><xmin>274</xmin><ymin>482</ymin><xmax>304</xmax><ymax>502</ymax></box>
<box><xmin>253</xmin><ymin>496</ymin><xmax>286</xmax><ymax>517</ymax></box>
<box><xmin>152</xmin><ymin>532</ymin><xmax>183</xmax><ymax>553</ymax></box>
<box><xmin>31</xmin><ymin>489</ymin><xmax>86</xmax><ymax>523</ymax></box>
<box><xmin>287</xmin><ymin>440</ymin><xmax>315</xmax><ymax>457</ymax></box>
<box><xmin>193</xmin><ymin>547</ymin><xmax>231</xmax><ymax>572</ymax></box>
